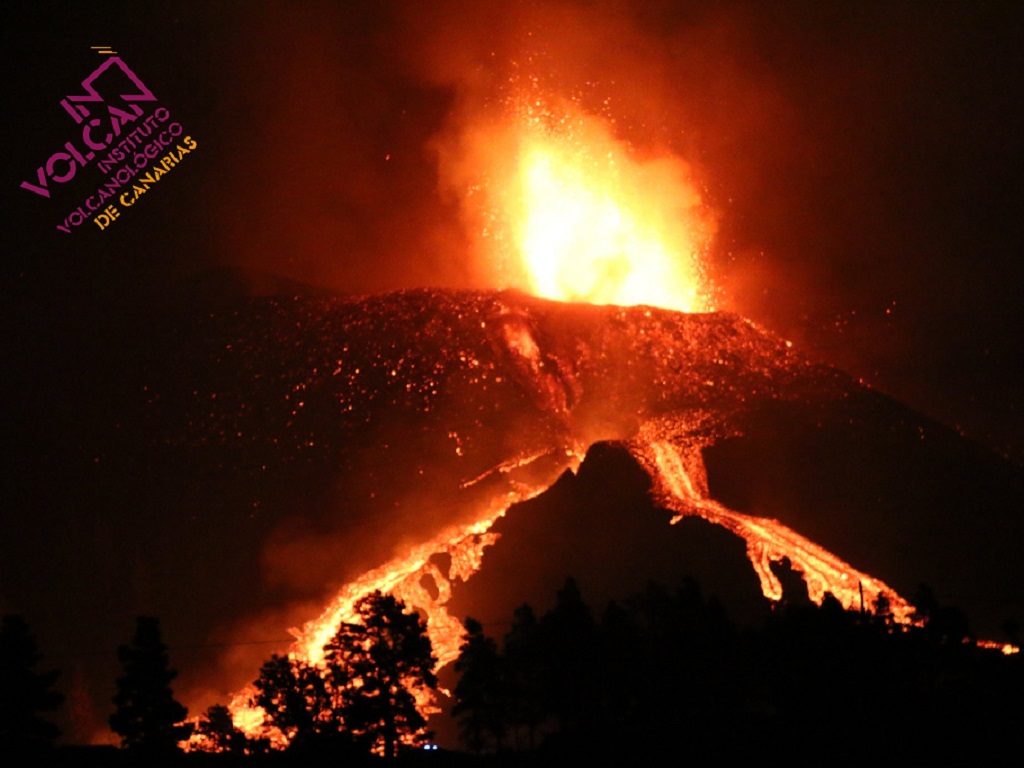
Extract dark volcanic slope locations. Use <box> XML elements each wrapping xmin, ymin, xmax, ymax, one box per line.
<box><xmin>117</xmin><ymin>286</ymin><xmax>858</xmax><ymax>584</ymax></box>
<box><xmin>6</xmin><ymin>287</ymin><xmax>1023</xmax><ymax>738</ymax></box>
<box><xmin>703</xmin><ymin>394</ymin><xmax>1024</xmax><ymax>637</ymax></box>
<box><xmin>143</xmin><ymin>287</ymin><xmax>845</xmax><ymax>461</ymax></box>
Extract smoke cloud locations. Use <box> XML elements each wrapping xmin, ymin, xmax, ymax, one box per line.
<box><xmin>206</xmin><ymin>0</ymin><xmax>1024</xmax><ymax>458</ymax></box>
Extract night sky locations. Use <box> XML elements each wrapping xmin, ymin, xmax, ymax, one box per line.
<box><xmin>2</xmin><ymin>0</ymin><xmax>1023</xmax><ymax>743</ymax></box>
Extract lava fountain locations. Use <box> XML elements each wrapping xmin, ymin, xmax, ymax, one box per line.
<box><xmin>467</xmin><ymin>95</ymin><xmax>716</xmax><ymax>312</ymax></box>
<box><xmin>194</xmin><ymin>94</ymin><xmax>925</xmax><ymax>748</ymax></box>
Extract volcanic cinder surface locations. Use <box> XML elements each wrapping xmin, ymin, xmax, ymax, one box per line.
<box><xmin>7</xmin><ymin>282</ymin><xmax>1023</xmax><ymax>736</ymax></box>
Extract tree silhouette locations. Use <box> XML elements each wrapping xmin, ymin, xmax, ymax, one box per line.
<box><xmin>323</xmin><ymin>591</ymin><xmax>437</xmax><ymax>757</ymax></box>
<box><xmin>539</xmin><ymin>578</ymin><xmax>599</xmax><ymax>733</ymax></box>
<box><xmin>109</xmin><ymin>616</ymin><xmax>190</xmax><ymax>753</ymax></box>
<box><xmin>453</xmin><ymin>617</ymin><xmax>506</xmax><ymax>753</ymax></box>
<box><xmin>598</xmin><ymin>599</ymin><xmax>641</xmax><ymax>732</ymax></box>
<box><xmin>192</xmin><ymin>703</ymin><xmax>255</xmax><ymax>754</ymax></box>
<box><xmin>912</xmin><ymin>584</ymin><xmax>972</xmax><ymax>646</ymax></box>
<box><xmin>0</xmin><ymin>615</ymin><xmax>62</xmax><ymax>752</ymax></box>
<box><xmin>502</xmin><ymin>603</ymin><xmax>546</xmax><ymax>749</ymax></box>
<box><xmin>452</xmin><ymin>574</ymin><xmax>1024</xmax><ymax>760</ymax></box>
<box><xmin>253</xmin><ymin>653</ymin><xmax>337</xmax><ymax>748</ymax></box>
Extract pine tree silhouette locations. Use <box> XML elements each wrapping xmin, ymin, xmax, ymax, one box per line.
<box><xmin>0</xmin><ymin>615</ymin><xmax>63</xmax><ymax>753</ymax></box>
<box><xmin>502</xmin><ymin>603</ymin><xmax>545</xmax><ymax>749</ymax></box>
<box><xmin>109</xmin><ymin>616</ymin><xmax>190</xmax><ymax>753</ymax></box>
<box><xmin>453</xmin><ymin>617</ymin><xmax>507</xmax><ymax>753</ymax></box>
<box><xmin>253</xmin><ymin>652</ymin><xmax>335</xmax><ymax>747</ymax></box>
<box><xmin>539</xmin><ymin>578</ymin><xmax>599</xmax><ymax>733</ymax></box>
<box><xmin>193</xmin><ymin>703</ymin><xmax>255</xmax><ymax>754</ymax></box>
<box><xmin>252</xmin><ymin>592</ymin><xmax>438</xmax><ymax>756</ymax></box>
<box><xmin>324</xmin><ymin>591</ymin><xmax>437</xmax><ymax>757</ymax></box>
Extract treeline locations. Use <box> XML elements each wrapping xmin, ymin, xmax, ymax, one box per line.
<box><xmin>451</xmin><ymin>570</ymin><xmax>1024</xmax><ymax>761</ymax></box>
<box><xmin>193</xmin><ymin>591</ymin><xmax>437</xmax><ymax>760</ymax></box>
<box><xmin>4</xmin><ymin>572</ymin><xmax>1023</xmax><ymax>764</ymax></box>
<box><xmin>1</xmin><ymin>613</ymin><xmax>191</xmax><ymax>761</ymax></box>
<box><xmin>1</xmin><ymin>592</ymin><xmax>440</xmax><ymax>765</ymax></box>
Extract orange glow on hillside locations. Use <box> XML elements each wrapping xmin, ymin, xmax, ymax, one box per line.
<box><xmin>452</xmin><ymin>95</ymin><xmax>716</xmax><ymax>311</ymax></box>
<box><xmin>207</xmin><ymin>452</ymin><xmax>584</xmax><ymax>750</ymax></box>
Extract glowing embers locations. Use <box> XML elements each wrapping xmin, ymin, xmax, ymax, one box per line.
<box><xmin>466</xmin><ymin>96</ymin><xmax>716</xmax><ymax>311</ymax></box>
<box><xmin>977</xmin><ymin>639</ymin><xmax>1020</xmax><ymax>656</ymax></box>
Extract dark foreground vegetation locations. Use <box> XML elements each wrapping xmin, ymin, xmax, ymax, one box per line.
<box><xmin>451</xmin><ymin>568</ymin><xmax>1024</xmax><ymax>763</ymax></box>
<box><xmin>3</xmin><ymin>565</ymin><xmax>1022</xmax><ymax>766</ymax></box>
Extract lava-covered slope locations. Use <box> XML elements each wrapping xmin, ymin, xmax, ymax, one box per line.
<box><xmin>137</xmin><ymin>287</ymin><xmax>1023</xmax><ymax>634</ymax></box>
<box><xmin>6</xmin><ymin>285</ymin><xmax>1023</xmax><ymax>739</ymax></box>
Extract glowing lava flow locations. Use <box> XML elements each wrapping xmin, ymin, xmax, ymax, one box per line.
<box><xmin>476</xmin><ymin>98</ymin><xmax>911</xmax><ymax>618</ymax></box>
<box><xmin>630</xmin><ymin>432</ymin><xmax>915</xmax><ymax>622</ymax></box>
<box><xmin>474</xmin><ymin>97</ymin><xmax>909</xmax><ymax>620</ymax></box>
<box><xmin>220</xmin><ymin>451</ymin><xmax>583</xmax><ymax>744</ymax></box>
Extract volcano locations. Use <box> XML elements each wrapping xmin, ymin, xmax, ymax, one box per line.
<box><xmin>9</xmin><ymin>283</ymin><xmax>1023</xmax><ymax>741</ymax></box>
<box><xmin>132</xmin><ymin>285</ymin><xmax>1023</xmax><ymax>679</ymax></box>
